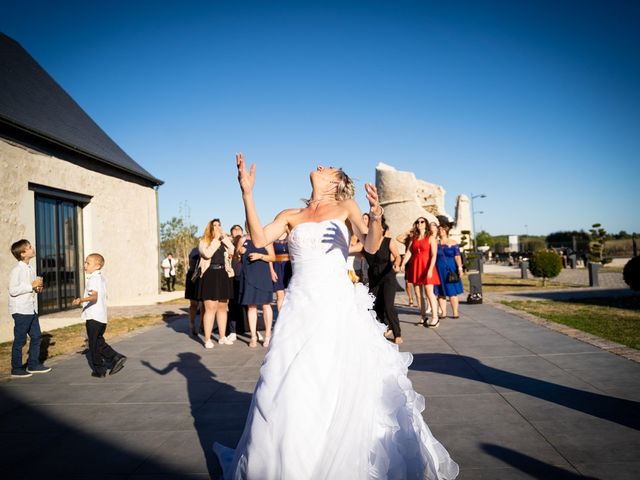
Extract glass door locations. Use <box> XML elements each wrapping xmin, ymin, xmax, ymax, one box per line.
<box><xmin>35</xmin><ymin>195</ymin><xmax>81</xmax><ymax>314</ymax></box>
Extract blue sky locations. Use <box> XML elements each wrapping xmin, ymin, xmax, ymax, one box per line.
<box><xmin>2</xmin><ymin>0</ymin><xmax>638</xmax><ymax>236</ymax></box>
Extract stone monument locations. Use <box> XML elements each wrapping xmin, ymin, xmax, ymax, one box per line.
<box><xmin>375</xmin><ymin>162</ymin><xmax>473</xmax><ymax>251</ymax></box>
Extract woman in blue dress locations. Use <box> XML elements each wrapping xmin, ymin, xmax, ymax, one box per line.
<box><xmin>237</xmin><ymin>233</ymin><xmax>276</xmax><ymax>347</ymax></box>
<box><xmin>434</xmin><ymin>218</ymin><xmax>464</xmax><ymax>318</ymax></box>
<box><xmin>272</xmin><ymin>232</ymin><xmax>292</xmax><ymax>312</ymax></box>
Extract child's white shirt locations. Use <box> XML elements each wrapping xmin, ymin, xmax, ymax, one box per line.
<box><xmin>8</xmin><ymin>261</ymin><xmax>38</xmax><ymax>314</ymax></box>
<box><xmin>81</xmin><ymin>270</ymin><xmax>107</xmax><ymax>323</ymax></box>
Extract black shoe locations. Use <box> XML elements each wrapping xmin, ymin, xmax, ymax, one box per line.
<box><xmin>91</xmin><ymin>371</ymin><xmax>106</xmax><ymax>378</ymax></box>
<box><xmin>27</xmin><ymin>364</ymin><xmax>52</xmax><ymax>374</ymax></box>
<box><xmin>11</xmin><ymin>368</ymin><xmax>32</xmax><ymax>378</ymax></box>
<box><xmin>110</xmin><ymin>355</ymin><xmax>127</xmax><ymax>376</ymax></box>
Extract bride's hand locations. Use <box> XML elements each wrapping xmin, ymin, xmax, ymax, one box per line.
<box><xmin>236</xmin><ymin>152</ymin><xmax>255</xmax><ymax>196</ymax></box>
<box><xmin>364</xmin><ymin>183</ymin><xmax>381</xmax><ymax>214</ymax></box>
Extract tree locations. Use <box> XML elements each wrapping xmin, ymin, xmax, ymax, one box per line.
<box><xmin>529</xmin><ymin>250</ymin><xmax>562</xmax><ymax>286</ymax></box>
<box><xmin>623</xmin><ymin>257</ymin><xmax>640</xmax><ymax>291</ymax></box>
<box><xmin>160</xmin><ymin>217</ymin><xmax>199</xmax><ymax>283</ymax></box>
<box><xmin>521</xmin><ymin>237</ymin><xmax>547</xmax><ymax>252</ymax></box>
<box><xmin>546</xmin><ymin>230</ymin><xmax>589</xmax><ymax>251</ymax></box>
<box><xmin>588</xmin><ymin>223</ymin><xmax>612</xmax><ymax>264</ymax></box>
<box><xmin>475</xmin><ymin>230</ymin><xmax>493</xmax><ymax>247</ymax></box>
<box><xmin>459</xmin><ymin>230</ymin><xmax>471</xmax><ymax>250</ymax></box>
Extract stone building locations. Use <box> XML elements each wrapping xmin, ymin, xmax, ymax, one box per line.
<box><xmin>375</xmin><ymin>163</ymin><xmax>472</xmax><ymax>249</ymax></box>
<box><xmin>0</xmin><ymin>34</ymin><xmax>163</xmax><ymax>341</ymax></box>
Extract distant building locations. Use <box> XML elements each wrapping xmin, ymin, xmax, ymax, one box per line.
<box><xmin>0</xmin><ymin>33</ymin><xmax>163</xmax><ymax>340</ymax></box>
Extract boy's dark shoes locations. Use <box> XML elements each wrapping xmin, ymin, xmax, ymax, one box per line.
<box><xmin>91</xmin><ymin>371</ymin><xmax>106</xmax><ymax>378</ymax></box>
<box><xmin>11</xmin><ymin>368</ymin><xmax>32</xmax><ymax>378</ymax></box>
<box><xmin>27</xmin><ymin>364</ymin><xmax>52</xmax><ymax>374</ymax></box>
<box><xmin>110</xmin><ymin>355</ymin><xmax>127</xmax><ymax>376</ymax></box>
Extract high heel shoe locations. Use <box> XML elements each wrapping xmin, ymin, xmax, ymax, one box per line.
<box><xmin>263</xmin><ymin>336</ymin><xmax>271</xmax><ymax>348</ymax></box>
<box><xmin>427</xmin><ymin>317</ymin><xmax>440</xmax><ymax>328</ymax></box>
<box><xmin>249</xmin><ymin>336</ymin><xmax>258</xmax><ymax>348</ymax></box>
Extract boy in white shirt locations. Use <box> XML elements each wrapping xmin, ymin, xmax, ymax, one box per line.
<box><xmin>8</xmin><ymin>239</ymin><xmax>51</xmax><ymax>378</ymax></box>
<box><xmin>72</xmin><ymin>253</ymin><xmax>126</xmax><ymax>378</ymax></box>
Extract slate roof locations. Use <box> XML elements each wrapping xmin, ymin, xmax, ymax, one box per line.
<box><xmin>0</xmin><ymin>33</ymin><xmax>162</xmax><ymax>186</ymax></box>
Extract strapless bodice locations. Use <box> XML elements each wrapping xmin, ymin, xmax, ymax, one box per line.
<box><xmin>288</xmin><ymin>219</ymin><xmax>350</xmax><ymax>278</ymax></box>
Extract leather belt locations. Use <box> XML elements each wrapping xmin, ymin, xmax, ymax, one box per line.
<box><xmin>275</xmin><ymin>254</ymin><xmax>290</xmax><ymax>262</ymax></box>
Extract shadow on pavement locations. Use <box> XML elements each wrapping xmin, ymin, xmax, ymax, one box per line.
<box><xmin>142</xmin><ymin>352</ymin><xmax>251</xmax><ymax>477</ymax></box>
<box><xmin>411</xmin><ymin>353</ymin><xmax>640</xmax><ymax>431</ymax></box>
<box><xmin>0</xmin><ymin>389</ymin><xmax>192</xmax><ymax>478</ymax></box>
<box><xmin>481</xmin><ymin>444</ymin><xmax>599</xmax><ymax>479</ymax></box>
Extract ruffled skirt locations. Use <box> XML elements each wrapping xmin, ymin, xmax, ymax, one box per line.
<box><xmin>214</xmin><ymin>270</ymin><xmax>458</xmax><ymax>479</ymax></box>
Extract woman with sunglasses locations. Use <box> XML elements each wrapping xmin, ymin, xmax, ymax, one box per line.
<box><xmin>400</xmin><ymin>217</ymin><xmax>441</xmax><ymax>327</ymax></box>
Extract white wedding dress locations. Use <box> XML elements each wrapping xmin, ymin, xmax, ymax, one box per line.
<box><xmin>214</xmin><ymin>219</ymin><xmax>459</xmax><ymax>480</ymax></box>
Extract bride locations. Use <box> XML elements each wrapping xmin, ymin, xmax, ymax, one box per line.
<box><xmin>214</xmin><ymin>153</ymin><xmax>459</xmax><ymax>480</ymax></box>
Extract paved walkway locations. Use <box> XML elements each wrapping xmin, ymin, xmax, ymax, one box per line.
<box><xmin>1</xmin><ymin>300</ymin><xmax>639</xmax><ymax>479</ymax></box>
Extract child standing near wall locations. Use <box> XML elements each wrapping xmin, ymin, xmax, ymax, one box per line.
<box><xmin>8</xmin><ymin>239</ymin><xmax>51</xmax><ymax>378</ymax></box>
<box><xmin>72</xmin><ymin>253</ymin><xmax>126</xmax><ymax>378</ymax></box>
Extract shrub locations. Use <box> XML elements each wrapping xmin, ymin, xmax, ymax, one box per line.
<box><xmin>623</xmin><ymin>257</ymin><xmax>640</xmax><ymax>291</ymax></box>
<box><xmin>529</xmin><ymin>250</ymin><xmax>562</xmax><ymax>286</ymax></box>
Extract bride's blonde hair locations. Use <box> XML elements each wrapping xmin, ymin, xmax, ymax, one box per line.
<box><xmin>333</xmin><ymin>169</ymin><xmax>355</xmax><ymax>201</ymax></box>
<box><xmin>304</xmin><ymin>168</ymin><xmax>356</xmax><ymax>205</ymax></box>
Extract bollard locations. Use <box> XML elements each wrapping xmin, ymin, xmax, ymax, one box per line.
<box><xmin>588</xmin><ymin>262</ymin><xmax>600</xmax><ymax>287</ymax></box>
<box><xmin>569</xmin><ymin>254</ymin><xmax>577</xmax><ymax>269</ymax></box>
<box><xmin>521</xmin><ymin>261</ymin><xmax>529</xmax><ymax>279</ymax></box>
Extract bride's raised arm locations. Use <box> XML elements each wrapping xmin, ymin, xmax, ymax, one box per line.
<box><xmin>236</xmin><ymin>152</ymin><xmax>289</xmax><ymax>248</ymax></box>
<box><xmin>346</xmin><ymin>182</ymin><xmax>383</xmax><ymax>254</ymax></box>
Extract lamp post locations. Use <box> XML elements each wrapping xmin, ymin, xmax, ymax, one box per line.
<box><xmin>470</xmin><ymin>193</ymin><xmax>487</xmax><ymax>251</ymax></box>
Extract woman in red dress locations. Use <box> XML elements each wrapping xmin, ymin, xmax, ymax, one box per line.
<box><xmin>401</xmin><ymin>217</ymin><xmax>441</xmax><ymax>327</ymax></box>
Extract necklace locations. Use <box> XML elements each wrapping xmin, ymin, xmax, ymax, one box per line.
<box><xmin>307</xmin><ymin>196</ymin><xmax>335</xmax><ymax>206</ymax></box>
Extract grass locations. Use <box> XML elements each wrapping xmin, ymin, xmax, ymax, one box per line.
<box><xmin>502</xmin><ymin>296</ymin><xmax>640</xmax><ymax>350</ymax></box>
<box><xmin>0</xmin><ymin>314</ymin><xmax>173</xmax><ymax>380</ymax></box>
<box><xmin>462</xmin><ymin>273</ymin><xmax>581</xmax><ymax>293</ymax></box>
<box><xmin>161</xmin><ymin>296</ymin><xmax>191</xmax><ymax>305</ymax></box>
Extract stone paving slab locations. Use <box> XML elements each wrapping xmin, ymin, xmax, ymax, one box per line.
<box><xmin>1</xmin><ymin>300</ymin><xmax>639</xmax><ymax>479</ymax></box>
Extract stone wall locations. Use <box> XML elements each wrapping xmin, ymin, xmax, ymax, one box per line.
<box><xmin>0</xmin><ymin>138</ymin><xmax>160</xmax><ymax>341</ymax></box>
<box><xmin>375</xmin><ymin>162</ymin><xmax>473</xmax><ymax>250</ymax></box>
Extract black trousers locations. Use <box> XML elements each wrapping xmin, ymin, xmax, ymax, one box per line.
<box><xmin>165</xmin><ymin>275</ymin><xmax>176</xmax><ymax>291</ymax></box>
<box><xmin>85</xmin><ymin>319</ymin><xmax>119</xmax><ymax>375</ymax></box>
<box><xmin>227</xmin><ymin>277</ymin><xmax>245</xmax><ymax>335</ymax></box>
<box><xmin>371</xmin><ymin>276</ymin><xmax>401</xmax><ymax>338</ymax></box>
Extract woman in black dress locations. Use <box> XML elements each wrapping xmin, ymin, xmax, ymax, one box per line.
<box><xmin>197</xmin><ymin>219</ymin><xmax>235</xmax><ymax>349</ymax></box>
<box><xmin>184</xmin><ymin>246</ymin><xmax>201</xmax><ymax>336</ymax></box>
<box><xmin>362</xmin><ymin>216</ymin><xmax>403</xmax><ymax>344</ymax></box>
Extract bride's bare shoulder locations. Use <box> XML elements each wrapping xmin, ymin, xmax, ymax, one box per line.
<box><xmin>273</xmin><ymin>208</ymin><xmax>305</xmax><ymax>230</ymax></box>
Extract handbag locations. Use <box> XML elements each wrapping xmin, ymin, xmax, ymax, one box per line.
<box><xmin>446</xmin><ymin>269</ymin><xmax>460</xmax><ymax>283</ymax></box>
<box><xmin>467</xmin><ymin>292</ymin><xmax>483</xmax><ymax>304</ymax></box>
<box><xmin>190</xmin><ymin>259</ymin><xmax>201</xmax><ymax>283</ymax></box>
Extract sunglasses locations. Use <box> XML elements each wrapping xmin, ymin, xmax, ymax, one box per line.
<box><xmin>416</xmin><ymin>220</ymin><xmax>426</xmax><ymax>224</ymax></box>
